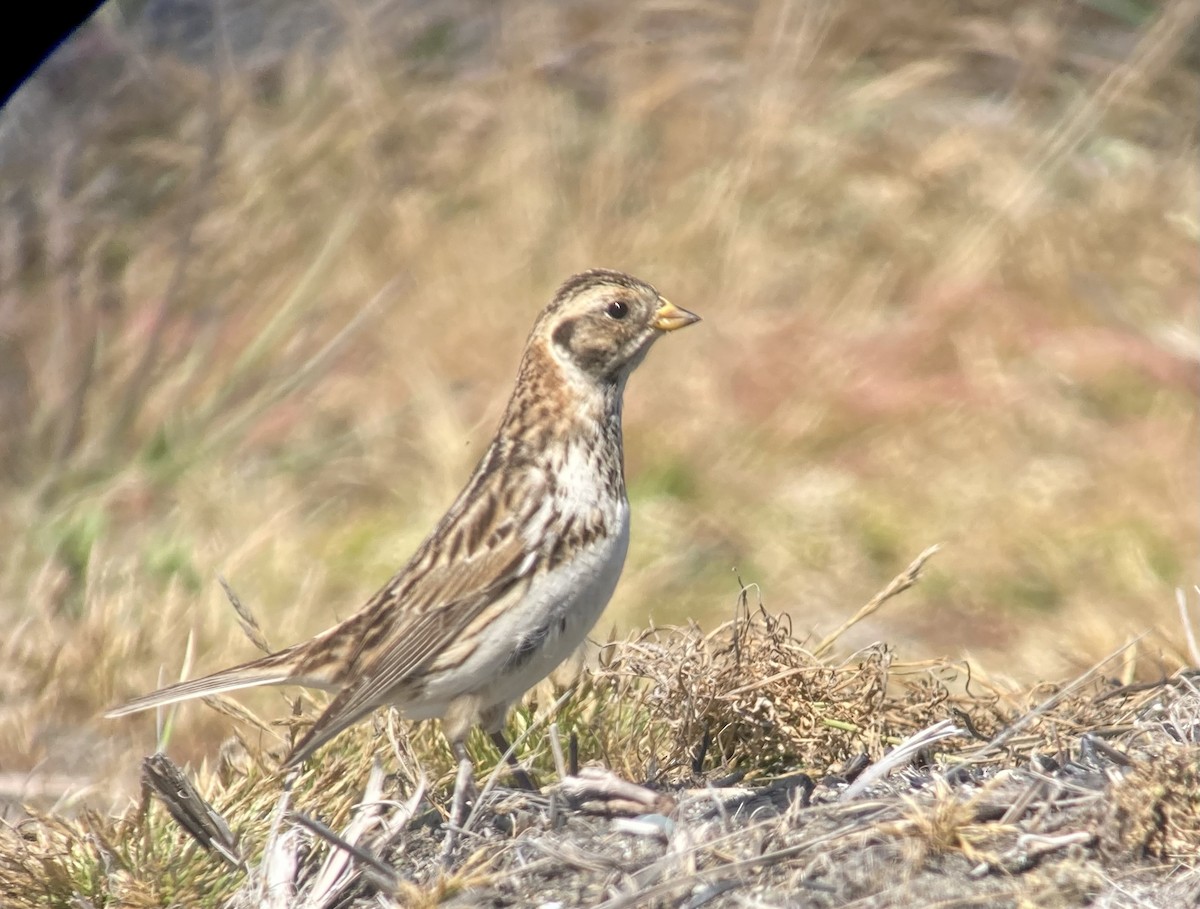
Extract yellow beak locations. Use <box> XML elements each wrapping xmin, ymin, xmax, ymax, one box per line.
<box><xmin>652</xmin><ymin>299</ymin><xmax>701</xmax><ymax>332</ymax></box>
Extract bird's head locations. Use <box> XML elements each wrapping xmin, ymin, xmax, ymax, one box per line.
<box><xmin>533</xmin><ymin>269</ymin><xmax>700</xmax><ymax>389</ymax></box>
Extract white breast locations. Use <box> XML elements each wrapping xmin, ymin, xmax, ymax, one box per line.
<box><xmin>487</xmin><ymin>505</ymin><xmax>629</xmax><ymax>702</ymax></box>
<box><xmin>411</xmin><ymin>441</ymin><xmax>630</xmax><ymax>719</ymax></box>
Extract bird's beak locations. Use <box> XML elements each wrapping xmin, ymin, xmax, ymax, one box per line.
<box><xmin>652</xmin><ymin>299</ymin><xmax>701</xmax><ymax>332</ymax></box>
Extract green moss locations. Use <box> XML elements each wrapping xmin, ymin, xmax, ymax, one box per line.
<box><xmin>140</xmin><ymin>424</ymin><xmax>184</xmax><ymax>482</ymax></box>
<box><xmin>322</xmin><ymin>513</ymin><xmax>411</xmax><ymax>576</ymax></box>
<box><xmin>856</xmin><ymin>506</ymin><xmax>905</xmax><ymax>569</ymax></box>
<box><xmin>1098</xmin><ymin>518</ymin><xmax>1185</xmax><ymax>585</ymax></box>
<box><xmin>1076</xmin><ymin>368</ymin><xmax>1161</xmax><ymax>423</ymax></box>
<box><xmin>409</xmin><ymin>19</ymin><xmax>456</xmax><ymax>62</ymax></box>
<box><xmin>51</xmin><ymin>507</ymin><xmax>106</xmax><ymax>578</ymax></box>
<box><xmin>1081</xmin><ymin>0</ymin><xmax>1155</xmax><ymax>26</ymax></box>
<box><xmin>43</xmin><ymin>504</ymin><xmax>108</xmax><ymax>618</ymax></box>
<box><xmin>630</xmin><ymin>457</ymin><xmax>700</xmax><ymax>502</ymax></box>
<box><xmin>143</xmin><ymin>534</ymin><xmax>203</xmax><ymax>593</ymax></box>
<box><xmin>1140</xmin><ymin>531</ymin><xmax>1183</xmax><ymax>584</ymax></box>
<box><xmin>991</xmin><ymin>566</ymin><xmax>1063</xmax><ymax>614</ymax></box>
<box><xmin>916</xmin><ymin>567</ymin><xmax>957</xmax><ymax>603</ymax></box>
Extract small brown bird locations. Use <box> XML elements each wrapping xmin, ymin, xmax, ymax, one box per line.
<box><xmin>107</xmin><ymin>269</ymin><xmax>699</xmax><ymax>780</ymax></box>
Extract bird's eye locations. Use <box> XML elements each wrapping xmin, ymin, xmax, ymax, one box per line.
<box><xmin>605</xmin><ymin>300</ymin><xmax>629</xmax><ymax>320</ymax></box>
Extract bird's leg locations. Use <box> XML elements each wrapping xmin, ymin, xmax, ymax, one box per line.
<box><xmin>451</xmin><ymin>739</ymin><xmax>472</xmax><ymax>767</ymax></box>
<box><xmin>440</xmin><ymin>740</ymin><xmax>475</xmax><ymax>866</ymax></box>
<box><xmin>490</xmin><ymin>730</ymin><xmax>538</xmax><ymax>791</ymax></box>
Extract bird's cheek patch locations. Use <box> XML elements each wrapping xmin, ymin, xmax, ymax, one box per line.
<box><xmin>552</xmin><ymin>319</ymin><xmax>577</xmax><ymax>351</ymax></box>
<box><xmin>553</xmin><ymin>318</ymin><xmax>613</xmax><ymax>375</ymax></box>
<box><xmin>576</xmin><ymin>343</ymin><xmax>615</xmax><ymax>375</ymax></box>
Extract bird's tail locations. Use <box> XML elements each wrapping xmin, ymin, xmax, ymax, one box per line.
<box><xmin>104</xmin><ymin>645</ymin><xmax>333</xmax><ymax>718</ymax></box>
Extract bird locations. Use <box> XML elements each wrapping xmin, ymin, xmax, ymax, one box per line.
<box><xmin>107</xmin><ymin>269</ymin><xmax>700</xmax><ymax>785</ymax></box>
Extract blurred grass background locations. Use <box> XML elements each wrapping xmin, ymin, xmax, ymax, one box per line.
<box><xmin>0</xmin><ymin>0</ymin><xmax>1196</xmax><ymax>806</ymax></box>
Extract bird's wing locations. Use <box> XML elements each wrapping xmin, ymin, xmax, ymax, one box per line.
<box><xmin>285</xmin><ymin>465</ymin><xmax>551</xmax><ymax>764</ymax></box>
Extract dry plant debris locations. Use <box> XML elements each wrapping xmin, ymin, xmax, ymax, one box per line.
<box><xmin>2</xmin><ymin>595</ymin><xmax>1198</xmax><ymax>908</ymax></box>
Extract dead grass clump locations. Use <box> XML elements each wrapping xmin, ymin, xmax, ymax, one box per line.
<box><xmin>590</xmin><ymin>601</ymin><xmax>981</xmax><ymax>779</ymax></box>
<box><xmin>1107</xmin><ymin>742</ymin><xmax>1200</xmax><ymax>862</ymax></box>
<box><xmin>1099</xmin><ymin>681</ymin><xmax>1200</xmax><ymax>869</ymax></box>
<box><xmin>582</xmin><ymin>549</ymin><xmax>996</xmax><ymax>780</ymax></box>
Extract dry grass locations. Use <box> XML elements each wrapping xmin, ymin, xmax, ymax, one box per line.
<box><xmin>3</xmin><ymin>594</ymin><xmax>1198</xmax><ymax>907</ymax></box>
<box><xmin>0</xmin><ymin>0</ymin><xmax>1196</xmax><ymax>887</ymax></box>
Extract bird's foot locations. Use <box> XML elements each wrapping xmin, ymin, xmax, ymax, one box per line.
<box><xmin>489</xmin><ymin>730</ymin><xmax>539</xmax><ymax>791</ymax></box>
<box><xmin>439</xmin><ymin>756</ymin><xmax>475</xmax><ymax>866</ymax></box>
